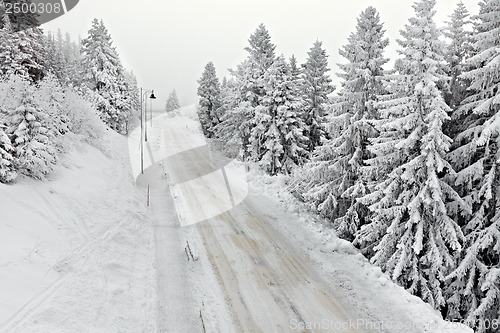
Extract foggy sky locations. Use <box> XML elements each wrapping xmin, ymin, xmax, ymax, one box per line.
<box><xmin>42</xmin><ymin>0</ymin><xmax>479</xmax><ymax>109</ymax></box>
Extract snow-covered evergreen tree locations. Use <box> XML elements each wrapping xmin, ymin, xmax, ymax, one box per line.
<box><xmin>213</xmin><ymin>75</ymin><xmax>250</xmax><ymax>156</ymax></box>
<box><xmin>237</xmin><ymin>24</ymin><xmax>276</xmax><ymax>157</ymax></box>
<box><xmin>64</xmin><ymin>35</ymin><xmax>83</xmax><ymax>89</ymax></box>
<box><xmin>44</xmin><ymin>31</ymin><xmax>66</xmax><ymax>82</ymax></box>
<box><xmin>299</xmin><ymin>7</ymin><xmax>389</xmax><ymax>240</ymax></box>
<box><xmin>443</xmin><ymin>1</ymin><xmax>472</xmax><ymax>114</ymax></box>
<box><xmin>0</xmin><ymin>125</ymin><xmax>16</xmax><ymax>183</ymax></box>
<box><xmin>124</xmin><ymin>70</ymin><xmax>140</xmax><ymax>118</ymax></box>
<box><xmin>165</xmin><ymin>89</ymin><xmax>180</xmax><ymax>112</ymax></box>
<box><xmin>301</xmin><ymin>40</ymin><xmax>334</xmax><ymax>152</ymax></box>
<box><xmin>210</xmin><ymin>24</ymin><xmax>276</xmax><ymax>151</ymax></box>
<box><xmin>197</xmin><ymin>62</ymin><xmax>221</xmax><ymax>137</ymax></box>
<box><xmin>357</xmin><ymin>0</ymin><xmax>467</xmax><ymax>310</ymax></box>
<box><xmin>289</xmin><ymin>55</ymin><xmax>303</xmax><ymax>89</ymax></box>
<box><xmin>0</xmin><ymin>13</ymin><xmax>14</xmax><ymax>79</ymax></box>
<box><xmin>81</xmin><ymin>19</ymin><xmax>130</xmax><ymax>134</ymax></box>
<box><xmin>244</xmin><ymin>23</ymin><xmax>276</xmax><ymax>105</ymax></box>
<box><xmin>36</xmin><ymin>74</ymin><xmax>70</xmax><ymax>143</ymax></box>
<box><xmin>0</xmin><ymin>13</ymin><xmax>45</xmax><ymax>82</ymax></box>
<box><xmin>249</xmin><ymin>56</ymin><xmax>308</xmax><ymax>175</ymax></box>
<box><xmin>0</xmin><ymin>0</ymin><xmax>39</xmax><ymax>32</ymax></box>
<box><xmin>6</xmin><ymin>81</ymin><xmax>57</xmax><ymax>179</ymax></box>
<box><xmin>446</xmin><ymin>1</ymin><xmax>500</xmax><ymax>330</ymax></box>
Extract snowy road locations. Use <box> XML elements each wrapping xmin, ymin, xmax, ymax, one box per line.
<box><xmin>197</xmin><ymin>205</ymin><xmax>360</xmax><ymax>332</ymax></box>
<box><xmin>131</xmin><ymin>106</ymin><xmax>473</xmax><ymax>333</ymax></box>
<box><xmin>138</xmin><ymin>109</ymin><xmax>365</xmax><ymax>333</ymax></box>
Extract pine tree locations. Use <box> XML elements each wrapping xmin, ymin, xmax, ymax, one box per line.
<box><xmin>358</xmin><ymin>0</ymin><xmax>467</xmax><ymax>310</ymax></box>
<box><xmin>36</xmin><ymin>74</ymin><xmax>70</xmax><ymax>139</ymax></box>
<box><xmin>0</xmin><ymin>125</ymin><xmax>17</xmax><ymax>183</ymax></box>
<box><xmin>0</xmin><ymin>0</ymin><xmax>39</xmax><ymax>32</ymax></box>
<box><xmin>13</xmin><ymin>28</ymin><xmax>46</xmax><ymax>82</ymax></box>
<box><xmin>299</xmin><ymin>7</ymin><xmax>389</xmax><ymax>241</ymax></box>
<box><xmin>443</xmin><ymin>1</ymin><xmax>472</xmax><ymax>114</ymax></box>
<box><xmin>213</xmin><ymin>76</ymin><xmax>250</xmax><ymax>156</ymax></box>
<box><xmin>44</xmin><ymin>32</ymin><xmax>66</xmax><ymax>82</ymax></box>
<box><xmin>124</xmin><ymin>70</ymin><xmax>140</xmax><ymax>118</ymax></box>
<box><xmin>446</xmin><ymin>0</ymin><xmax>500</xmax><ymax>330</ymax></box>
<box><xmin>64</xmin><ymin>34</ymin><xmax>83</xmax><ymax>89</ymax></box>
<box><xmin>249</xmin><ymin>56</ymin><xmax>308</xmax><ymax>175</ymax></box>
<box><xmin>301</xmin><ymin>40</ymin><xmax>334</xmax><ymax>152</ymax></box>
<box><xmin>0</xmin><ymin>13</ymin><xmax>14</xmax><ymax>79</ymax></box>
<box><xmin>289</xmin><ymin>55</ymin><xmax>302</xmax><ymax>87</ymax></box>
<box><xmin>81</xmin><ymin>19</ymin><xmax>130</xmax><ymax>134</ymax></box>
<box><xmin>244</xmin><ymin>23</ymin><xmax>276</xmax><ymax>105</ymax></box>
<box><xmin>165</xmin><ymin>89</ymin><xmax>180</xmax><ymax>112</ymax></box>
<box><xmin>6</xmin><ymin>81</ymin><xmax>57</xmax><ymax>179</ymax></box>
<box><xmin>237</xmin><ymin>24</ymin><xmax>276</xmax><ymax>157</ymax></box>
<box><xmin>0</xmin><ymin>13</ymin><xmax>45</xmax><ymax>82</ymax></box>
<box><xmin>197</xmin><ymin>61</ymin><xmax>221</xmax><ymax>137</ymax></box>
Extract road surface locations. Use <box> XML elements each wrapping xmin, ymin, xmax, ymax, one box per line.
<box><xmin>141</xmin><ymin>112</ymin><xmax>368</xmax><ymax>333</ymax></box>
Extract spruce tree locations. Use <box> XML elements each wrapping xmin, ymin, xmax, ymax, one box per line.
<box><xmin>0</xmin><ymin>125</ymin><xmax>16</xmax><ymax>183</ymax></box>
<box><xmin>44</xmin><ymin>32</ymin><xmax>66</xmax><ymax>82</ymax></box>
<box><xmin>165</xmin><ymin>90</ymin><xmax>180</xmax><ymax>112</ymax></box>
<box><xmin>237</xmin><ymin>24</ymin><xmax>276</xmax><ymax>157</ymax></box>
<box><xmin>300</xmin><ymin>7</ymin><xmax>389</xmax><ymax>241</ymax></box>
<box><xmin>244</xmin><ymin>23</ymin><xmax>276</xmax><ymax>105</ymax></box>
<box><xmin>197</xmin><ymin>62</ymin><xmax>221</xmax><ymax>137</ymax></box>
<box><xmin>249</xmin><ymin>56</ymin><xmax>308</xmax><ymax>175</ymax></box>
<box><xmin>6</xmin><ymin>81</ymin><xmax>57</xmax><ymax>179</ymax></box>
<box><xmin>124</xmin><ymin>71</ymin><xmax>140</xmax><ymax>118</ymax></box>
<box><xmin>0</xmin><ymin>0</ymin><xmax>39</xmax><ymax>32</ymax></box>
<box><xmin>301</xmin><ymin>40</ymin><xmax>334</xmax><ymax>152</ymax></box>
<box><xmin>81</xmin><ymin>19</ymin><xmax>129</xmax><ymax>134</ymax></box>
<box><xmin>0</xmin><ymin>13</ymin><xmax>45</xmax><ymax>82</ymax></box>
<box><xmin>443</xmin><ymin>1</ymin><xmax>472</xmax><ymax>114</ymax></box>
<box><xmin>358</xmin><ymin>0</ymin><xmax>467</xmax><ymax>310</ymax></box>
<box><xmin>36</xmin><ymin>74</ymin><xmax>70</xmax><ymax>139</ymax></box>
<box><xmin>0</xmin><ymin>13</ymin><xmax>14</xmax><ymax>78</ymax></box>
<box><xmin>213</xmin><ymin>75</ymin><xmax>250</xmax><ymax>156</ymax></box>
<box><xmin>446</xmin><ymin>0</ymin><xmax>500</xmax><ymax>330</ymax></box>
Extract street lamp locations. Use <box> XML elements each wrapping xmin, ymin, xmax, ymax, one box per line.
<box><xmin>149</xmin><ymin>90</ymin><xmax>156</xmax><ymax>127</ymax></box>
<box><xmin>140</xmin><ymin>88</ymin><xmax>157</xmax><ymax>174</ymax></box>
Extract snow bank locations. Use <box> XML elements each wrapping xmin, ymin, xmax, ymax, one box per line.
<box><xmin>0</xmin><ymin>132</ymin><xmax>156</xmax><ymax>333</ymax></box>
<box><xmin>246</xmin><ymin>166</ymin><xmax>473</xmax><ymax>333</ymax></box>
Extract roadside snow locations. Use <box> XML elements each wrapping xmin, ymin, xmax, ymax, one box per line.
<box><xmin>246</xmin><ymin>167</ymin><xmax>473</xmax><ymax>333</ymax></box>
<box><xmin>0</xmin><ymin>132</ymin><xmax>157</xmax><ymax>333</ymax></box>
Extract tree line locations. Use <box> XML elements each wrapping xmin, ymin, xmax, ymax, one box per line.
<box><xmin>197</xmin><ymin>0</ymin><xmax>499</xmax><ymax>331</ymax></box>
<box><xmin>0</xmin><ymin>4</ymin><xmax>140</xmax><ymax>183</ymax></box>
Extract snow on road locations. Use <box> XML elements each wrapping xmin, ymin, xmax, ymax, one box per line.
<box><xmin>132</xmin><ymin>105</ymin><xmax>473</xmax><ymax>333</ymax></box>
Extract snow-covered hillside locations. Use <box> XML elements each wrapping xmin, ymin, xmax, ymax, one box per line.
<box><xmin>0</xmin><ymin>132</ymin><xmax>156</xmax><ymax>332</ymax></box>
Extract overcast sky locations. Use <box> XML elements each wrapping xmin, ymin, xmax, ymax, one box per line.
<box><xmin>43</xmin><ymin>0</ymin><xmax>479</xmax><ymax>108</ymax></box>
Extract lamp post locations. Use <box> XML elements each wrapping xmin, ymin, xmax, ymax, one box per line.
<box><xmin>149</xmin><ymin>90</ymin><xmax>156</xmax><ymax>127</ymax></box>
<box><xmin>140</xmin><ymin>88</ymin><xmax>157</xmax><ymax>174</ymax></box>
<box><xmin>143</xmin><ymin>89</ymin><xmax>156</xmax><ymax>142</ymax></box>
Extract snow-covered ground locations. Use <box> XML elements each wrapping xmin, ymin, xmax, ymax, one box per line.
<box><xmin>0</xmin><ymin>133</ymin><xmax>157</xmax><ymax>333</ymax></box>
<box><xmin>1</xmin><ymin>105</ymin><xmax>473</xmax><ymax>333</ymax></box>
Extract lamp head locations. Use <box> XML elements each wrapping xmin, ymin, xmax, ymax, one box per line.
<box><xmin>149</xmin><ymin>90</ymin><xmax>157</xmax><ymax>99</ymax></box>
